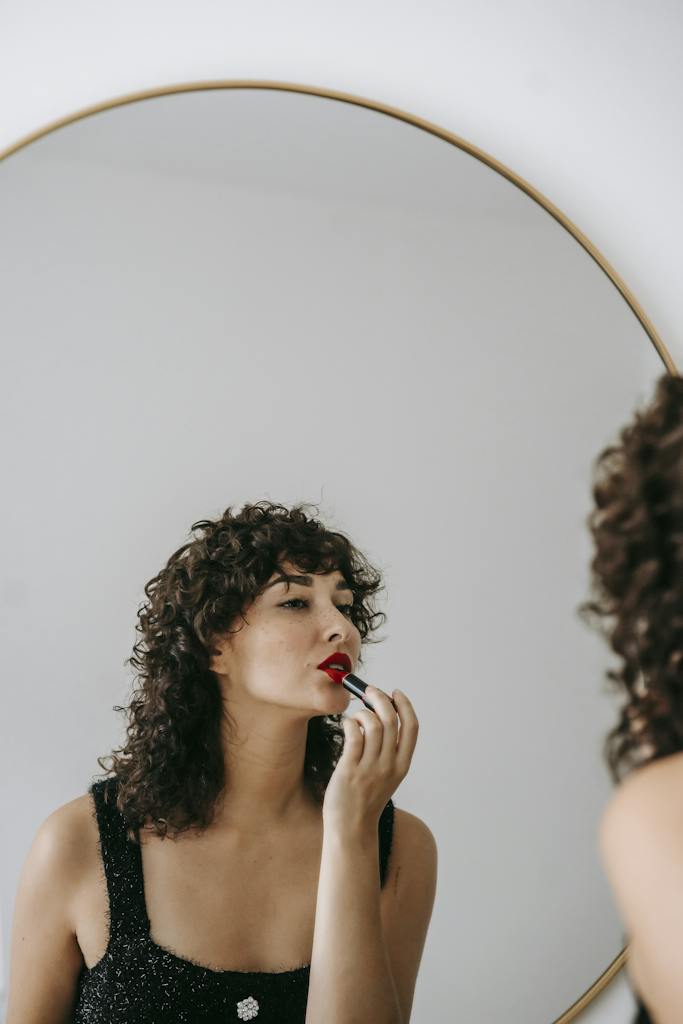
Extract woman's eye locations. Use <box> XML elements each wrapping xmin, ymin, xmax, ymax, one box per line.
<box><xmin>281</xmin><ymin>598</ymin><xmax>354</xmax><ymax>618</ymax></box>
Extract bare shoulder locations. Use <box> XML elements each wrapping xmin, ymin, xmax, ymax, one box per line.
<box><xmin>385</xmin><ymin>807</ymin><xmax>438</xmax><ymax>893</ymax></box>
<box><xmin>599</xmin><ymin>755</ymin><xmax>683</xmax><ymax>1019</ymax></box>
<box><xmin>380</xmin><ymin>808</ymin><xmax>438</xmax><ymax>1023</ymax></box>
<box><xmin>42</xmin><ymin>791</ymin><xmax>96</xmax><ymax>848</ymax></box>
<box><xmin>392</xmin><ymin>807</ymin><xmax>437</xmax><ymax>851</ymax></box>
<box><xmin>599</xmin><ymin>753</ymin><xmax>683</xmax><ymax>925</ymax></box>
<box><xmin>6</xmin><ymin>792</ymin><xmax>97</xmax><ymax>1022</ymax></box>
<box><xmin>600</xmin><ymin>752</ymin><xmax>683</xmax><ymax>850</ymax></box>
<box><xmin>27</xmin><ymin>791</ymin><xmax>98</xmax><ymax>894</ymax></box>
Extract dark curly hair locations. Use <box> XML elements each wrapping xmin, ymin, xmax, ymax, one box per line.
<box><xmin>95</xmin><ymin>500</ymin><xmax>387</xmax><ymax>841</ymax></box>
<box><xmin>578</xmin><ymin>370</ymin><xmax>683</xmax><ymax>785</ymax></box>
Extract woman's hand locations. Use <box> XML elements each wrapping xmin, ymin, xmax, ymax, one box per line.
<box><xmin>322</xmin><ymin>686</ymin><xmax>419</xmax><ymax>835</ymax></box>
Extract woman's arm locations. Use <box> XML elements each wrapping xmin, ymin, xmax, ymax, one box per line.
<box><xmin>6</xmin><ymin>802</ymin><xmax>87</xmax><ymax>1024</ymax></box>
<box><xmin>306</xmin><ymin>684</ymin><xmax>427</xmax><ymax>1024</ymax></box>
<box><xmin>305</xmin><ymin>809</ymin><xmax>437</xmax><ymax>1024</ymax></box>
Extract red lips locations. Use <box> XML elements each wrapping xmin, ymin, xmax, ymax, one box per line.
<box><xmin>317</xmin><ymin>651</ymin><xmax>352</xmax><ymax>684</ymax></box>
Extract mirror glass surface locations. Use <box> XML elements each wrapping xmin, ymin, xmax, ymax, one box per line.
<box><xmin>0</xmin><ymin>87</ymin><xmax>666</xmax><ymax>1022</ymax></box>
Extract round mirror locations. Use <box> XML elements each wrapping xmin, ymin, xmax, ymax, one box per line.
<box><xmin>0</xmin><ymin>83</ymin><xmax>673</xmax><ymax>1022</ymax></box>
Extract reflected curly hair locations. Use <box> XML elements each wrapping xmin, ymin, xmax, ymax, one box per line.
<box><xmin>578</xmin><ymin>370</ymin><xmax>683</xmax><ymax>785</ymax></box>
<box><xmin>96</xmin><ymin>500</ymin><xmax>387</xmax><ymax>841</ymax></box>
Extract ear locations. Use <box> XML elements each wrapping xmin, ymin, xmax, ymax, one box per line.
<box><xmin>207</xmin><ymin>634</ymin><xmax>229</xmax><ymax>673</ymax></box>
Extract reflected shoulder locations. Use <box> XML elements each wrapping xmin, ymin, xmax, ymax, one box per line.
<box><xmin>33</xmin><ymin>792</ymin><xmax>97</xmax><ymax>881</ymax></box>
<box><xmin>392</xmin><ymin>807</ymin><xmax>437</xmax><ymax>849</ymax></box>
<box><xmin>386</xmin><ymin>807</ymin><xmax>438</xmax><ymax>894</ymax></box>
<box><xmin>380</xmin><ymin>807</ymin><xmax>437</xmax><ymax>1023</ymax></box>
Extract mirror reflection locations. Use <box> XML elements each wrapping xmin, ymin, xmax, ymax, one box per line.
<box><xmin>0</xmin><ymin>85</ymin><xmax>670</xmax><ymax>1022</ymax></box>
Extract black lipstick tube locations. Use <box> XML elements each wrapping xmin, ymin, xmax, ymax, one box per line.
<box><xmin>340</xmin><ymin>671</ymin><xmax>396</xmax><ymax>712</ymax></box>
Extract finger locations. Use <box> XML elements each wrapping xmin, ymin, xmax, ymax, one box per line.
<box><xmin>392</xmin><ymin>689</ymin><xmax>419</xmax><ymax>775</ymax></box>
<box><xmin>352</xmin><ymin>707</ymin><xmax>384</xmax><ymax>763</ymax></box>
<box><xmin>363</xmin><ymin>685</ymin><xmax>396</xmax><ymax>718</ymax></box>
<box><xmin>363</xmin><ymin>686</ymin><xmax>399</xmax><ymax>764</ymax></box>
<box><xmin>341</xmin><ymin>715</ymin><xmax>364</xmax><ymax>763</ymax></box>
<box><xmin>361</xmin><ymin>685</ymin><xmax>398</xmax><ymax>712</ymax></box>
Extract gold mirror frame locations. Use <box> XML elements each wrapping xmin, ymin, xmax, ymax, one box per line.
<box><xmin>1</xmin><ymin>78</ymin><xmax>678</xmax><ymax>1023</ymax></box>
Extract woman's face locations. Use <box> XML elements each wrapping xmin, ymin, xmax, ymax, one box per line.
<box><xmin>209</xmin><ymin>560</ymin><xmax>362</xmax><ymax>713</ymax></box>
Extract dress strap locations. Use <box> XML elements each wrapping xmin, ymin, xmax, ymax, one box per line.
<box><xmin>90</xmin><ymin>776</ymin><xmax>150</xmax><ymax>942</ymax></box>
<box><xmin>378</xmin><ymin>798</ymin><xmax>395</xmax><ymax>888</ymax></box>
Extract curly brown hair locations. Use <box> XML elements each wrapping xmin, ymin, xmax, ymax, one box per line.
<box><xmin>95</xmin><ymin>500</ymin><xmax>387</xmax><ymax>841</ymax></box>
<box><xmin>578</xmin><ymin>370</ymin><xmax>683</xmax><ymax>785</ymax></box>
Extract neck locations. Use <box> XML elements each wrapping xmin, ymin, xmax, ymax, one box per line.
<box><xmin>212</xmin><ymin>713</ymin><xmax>318</xmax><ymax>833</ymax></box>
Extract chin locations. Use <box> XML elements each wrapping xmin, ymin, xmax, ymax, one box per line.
<box><xmin>317</xmin><ymin>680</ymin><xmax>348</xmax><ymax>699</ymax></box>
<box><xmin>330</xmin><ymin>684</ymin><xmax>351</xmax><ymax>703</ymax></box>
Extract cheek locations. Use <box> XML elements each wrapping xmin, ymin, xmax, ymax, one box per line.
<box><xmin>268</xmin><ymin>634</ymin><xmax>302</xmax><ymax>661</ymax></box>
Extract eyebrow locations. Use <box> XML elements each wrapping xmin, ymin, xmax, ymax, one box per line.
<box><xmin>265</xmin><ymin>573</ymin><xmax>353</xmax><ymax>592</ymax></box>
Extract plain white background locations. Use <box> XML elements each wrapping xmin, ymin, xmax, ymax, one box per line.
<box><xmin>1</xmin><ymin>3</ymin><xmax>681</xmax><ymax>1022</ymax></box>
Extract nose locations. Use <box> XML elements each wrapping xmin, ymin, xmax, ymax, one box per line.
<box><xmin>325</xmin><ymin>607</ymin><xmax>352</xmax><ymax>639</ymax></box>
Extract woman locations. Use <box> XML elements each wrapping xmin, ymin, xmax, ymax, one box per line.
<box><xmin>582</xmin><ymin>372</ymin><xmax>683</xmax><ymax>1024</ymax></box>
<box><xmin>7</xmin><ymin>500</ymin><xmax>437</xmax><ymax>1024</ymax></box>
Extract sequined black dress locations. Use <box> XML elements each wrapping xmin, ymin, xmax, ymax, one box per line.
<box><xmin>72</xmin><ymin>776</ymin><xmax>395</xmax><ymax>1024</ymax></box>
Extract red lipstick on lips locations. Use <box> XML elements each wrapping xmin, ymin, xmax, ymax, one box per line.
<box><xmin>318</xmin><ymin>652</ymin><xmax>353</xmax><ymax>685</ymax></box>
<box><xmin>317</xmin><ymin>653</ymin><xmax>396</xmax><ymax>712</ymax></box>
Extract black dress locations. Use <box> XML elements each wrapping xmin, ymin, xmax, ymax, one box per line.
<box><xmin>627</xmin><ymin>937</ymin><xmax>654</xmax><ymax>1022</ymax></box>
<box><xmin>633</xmin><ymin>995</ymin><xmax>654</xmax><ymax>1022</ymax></box>
<box><xmin>72</xmin><ymin>776</ymin><xmax>395</xmax><ymax>1023</ymax></box>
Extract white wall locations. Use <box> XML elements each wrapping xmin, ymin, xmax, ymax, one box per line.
<box><xmin>1</xmin><ymin>3</ymin><xmax>681</xmax><ymax>1021</ymax></box>
<box><xmin>2</xmin><ymin>0</ymin><xmax>681</xmax><ymax>371</ymax></box>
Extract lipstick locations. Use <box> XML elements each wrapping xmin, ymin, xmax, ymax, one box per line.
<box><xmin>317</xmin><ymin>656</ymin><xmax>396</xmax><ymax>712</ymax></box>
